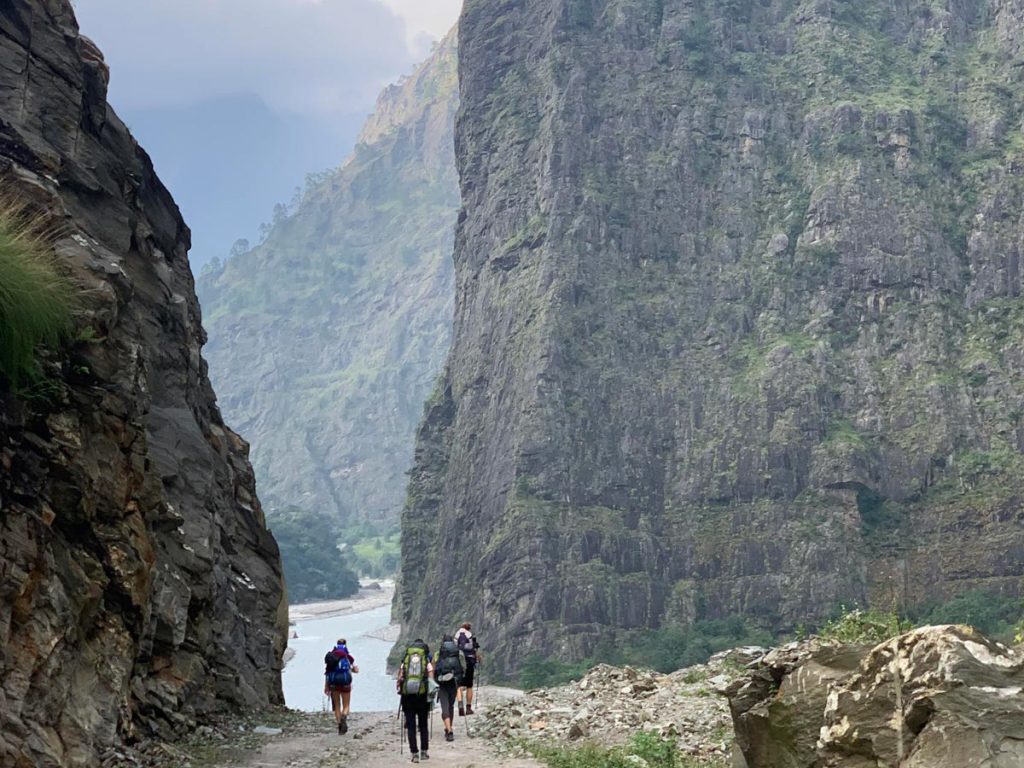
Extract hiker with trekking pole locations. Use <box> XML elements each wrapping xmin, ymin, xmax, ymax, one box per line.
<box><xmin>397</xmin><ymin>638</ymin><xmax>433</xmax><ymax>762</ymax></box>
<box><xmin>455</xmin><ymin>623</ymin><xmax>482</xmax><ymax>716</ymax></box>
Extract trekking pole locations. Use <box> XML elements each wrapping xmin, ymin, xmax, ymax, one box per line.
<box><xmin>398</xmin><ymin>700</ymin><xmax>404</xmax><ymax>756</ymax></box>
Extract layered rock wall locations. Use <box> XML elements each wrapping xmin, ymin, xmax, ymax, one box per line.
<box><xmin>0</xmin><ymin>2</ymin><xmax>286</xmax><ymax>765</ymax></box>
<box><xmin>399</xmin><ymin>0</ymin><xmax>1024</xmax><ymax>675</ymax></box>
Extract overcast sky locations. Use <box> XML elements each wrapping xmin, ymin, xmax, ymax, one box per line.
<box><xmin>71</xmin><ymin>0</ymin><xmax>462</xmax><ymax>269</ymax></box>
<box><xmin>74</xmin><ymin>0</ymin><xmax>462</xmax><ymax>118</ymax></box>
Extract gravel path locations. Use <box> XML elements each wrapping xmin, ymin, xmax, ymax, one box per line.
<box><xmin>201</xmin><ymin>687</ymin><xmax>542</xmax><ymax>768</ymax></box>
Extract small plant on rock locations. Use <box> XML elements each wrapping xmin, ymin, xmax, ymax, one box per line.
<box><xmin>0</xmin><ymin>204</ymin><xmax>74</xmax><ymax>386</ymax></box>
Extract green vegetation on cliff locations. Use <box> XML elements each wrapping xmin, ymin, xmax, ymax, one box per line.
<box><xmin>398</xmin><ymin>0</ymin><xmax>1024</xmax><ymax>677</ymax></box>
<box><xmin>197</xmin><ymin>34</ymin><xmax>459</xmax><ymax>542</ymax></box>
<box><xmin>0</xmin><ymin>208</ymin><xmax>73</xmax><ymax>384</ymax></box>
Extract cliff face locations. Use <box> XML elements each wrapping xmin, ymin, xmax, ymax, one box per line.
<box><xmin>0</xmin><ymin>2</ymin><xmax>286</xmax><ymax>766</ymax></box>
<box><xmin>399</xmin><ymin>0</ymin><xmax>1024</xmax><ymax>675</ymax></box>
<box><xmin>197</xmin><ymin>35</ymin><xmax>458</xmax><ymax>531</ymax></box>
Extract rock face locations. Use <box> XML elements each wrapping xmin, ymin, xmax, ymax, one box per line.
<box><xmin>398</xmin><ymin>0</ymin><xmax>1024</xmax><ymax>673</ymax></box>
<box><xmin>0</xmin><ymin>2</ymin><xmax>286</xmax><ymax>766</ymax></box>
<box><xmin>728</xmin><ymin>626</ymin><xmax>1024</xmax><ymax>767</ymax></box>
<box><xmin>197</xmin><ymin>34</ymin><xmax>459</xmax><ymax>529</ymax></box>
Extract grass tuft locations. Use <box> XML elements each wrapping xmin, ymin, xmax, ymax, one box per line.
<box><xmin>0</xmin><ymin>204</ymin><xmax>74</xmax><ymax>385</ymax></box>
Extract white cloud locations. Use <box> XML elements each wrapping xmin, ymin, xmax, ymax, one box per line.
<box><xmin>74</xmin><ymin>0</ymin><xmax>435</xmax><ymax>116</ymax></box>
<box><xmin>378</xmin><ymin>0</ymin><xmax>461</xmax><ymax>53</ymax></box>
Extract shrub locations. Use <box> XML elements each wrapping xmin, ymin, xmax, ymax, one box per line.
<box><xmin>0</xmin><ymin>206</ymin><xmax>74</xmax><ymax>385</ymax></box>
<box><xmin>818</xmin><ymin>607</ymin><xmax>911</xmax><ymax>645</ymax></box>
<box><xmin>913</xmin><ymin>590</ymin><xmax>1022</xmax><ymax>641</ymax></box>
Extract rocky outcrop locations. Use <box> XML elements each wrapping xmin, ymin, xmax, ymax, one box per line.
<box><xmin>197</xmin><ymin>33</ymin><xmax>459</xmax><ymax>530</ymax></box>
<box><xmin>0</xmin><ymin>2</ymin><xmax>286</xmax><ymax>766</ymax></box>
<box><xmin>727</xmin><ymin>626</ymin><xmax>1024</xmax><ymax>767</ymax></box>
<box><xmin>398</xmin><ymin>0</ymin><xmax>1024</xmax><ymax>673</ymax></box>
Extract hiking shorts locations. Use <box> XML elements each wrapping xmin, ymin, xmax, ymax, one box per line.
<box><xmin>329</xmin><ymin>682</ymin><xmax>352</xmax><ymax>694</ymax></box>
<box><xmin>461</xmin><ymin>663</ymin><xmax>475</xmax><ymax>688</ymax></box>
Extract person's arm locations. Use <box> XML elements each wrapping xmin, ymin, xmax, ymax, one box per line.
<box><xmin>347</xmin><ymin>651</ymin><xmax>359</xmax><ymax>674</ymax></box>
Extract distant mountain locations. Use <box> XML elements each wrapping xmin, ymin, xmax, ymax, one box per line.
<box><xmin>198</xmin><ymin>34</ymin><xmax>458</xmax><ymax>533</ymax></box>
<box><xmin>122</xmin><ymin>94</ymin><xmax>365</xmax><ymax>270</ymax></box>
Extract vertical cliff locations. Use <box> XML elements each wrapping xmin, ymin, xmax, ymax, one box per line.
<box><xmin>398</xmin><ymin>0</ymin><xmax>1024</xmax><ymax>675</ymax></box>
<box><xmin>197</xmin><ymin>35</ymin><xmax>459</xmax><ymax>531</ymax></box>
<box><xmin>0</xmin><ymin>2</ymin><xmax>286</xmax><ymax>765</ymax></box>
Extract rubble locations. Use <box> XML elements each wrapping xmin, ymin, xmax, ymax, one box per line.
<box><xmin>479</xmin><ymin>649</ymin><xmax>767</xmax><ymax>762</ymax></box>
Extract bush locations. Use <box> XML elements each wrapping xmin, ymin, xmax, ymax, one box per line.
<box><xmin>623</xmin><ymin>617</ymin><xmax>773</xmax><ymax>673</ymax></box>
<box><xmin>913</xmin><ymin>590</ymin><xmax>1022</xmax><ymax>641</ymax></box>
<box><xmin>520</xmin><ymin>616</ymin><xmax>772</xmax><ymax>688</ymax></box>
<box><xmin>818</xmin><ymin>607</ymin><xmax>911</xmax><ymax>645</ymax></box>
<box><xmin>520</xmin><ymin>654</ymin><xmax>594</xmax><ymax>690</ymax></box>
<box><xmin>0</xmin><ymin>207</ymin><xmax>73</xmax><ymax>385</ymax></box>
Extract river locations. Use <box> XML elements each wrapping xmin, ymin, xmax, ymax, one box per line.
<box><xmin>282</xmin><ymin>603</ymin><xmax>399</xmax><ymax>713</ymax></box>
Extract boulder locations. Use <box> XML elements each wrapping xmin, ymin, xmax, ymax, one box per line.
<box><xmin>727</xmin><ymin>626</ymin><xmax>1024</xmax><ymax>768</ymax></box>
<box><xmin>820</xmin><ymin>625</ymin><xmax>1024</xmax><ymax>767</ymax></box>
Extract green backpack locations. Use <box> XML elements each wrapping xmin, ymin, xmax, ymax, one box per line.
<box><xmin>402</xmin><ymin>642</ymin><xmax>429</xmax><ymax>695</ymax></box>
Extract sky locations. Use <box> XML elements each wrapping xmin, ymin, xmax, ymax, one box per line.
<box><xmin>73</xmin><ymin>0</ymin><xmax>461</xmax><ymax>269</ymax></box>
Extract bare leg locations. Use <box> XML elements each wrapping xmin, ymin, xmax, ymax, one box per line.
<box><xmin>341</xmin><ymin>689</ymin><xmax>352</xmax><ymax>717</ymax></box>
<box><xmin>467</xmin><ymin>688</ymin><xmax>474</xmax><ymax>708</ymax></box>
<box><xmin>331</xmin><ymin>690</ymin><xmax>342</xmax><ymax>724</ymax></box>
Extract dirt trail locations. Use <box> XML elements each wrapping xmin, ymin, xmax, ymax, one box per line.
<box><xmin>208</xmin><ymin>688</ymin><xmax>542</xmax><ymax>768</ymax></box>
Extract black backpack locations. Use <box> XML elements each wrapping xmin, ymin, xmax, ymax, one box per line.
<box><xmin>457</xmin><ymin>631</ymin><xmax>477</xmax><ymax>663</ymax></box>
<box><xmin>435</xmin><ymin>640</ymin><xmax>463</xmax><ymax>683</ymax></box>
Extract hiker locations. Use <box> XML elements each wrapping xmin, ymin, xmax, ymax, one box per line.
<box><xmin>324</xmin><ymin>638</ymin><xmax>359</xmax><ymax>734</ymax></box>
<box><xmin>397</xmin><ymin>638</ymin><xmax>433</xmax><ymax>761</ymax></box>
<box><xmin>454</xmin><ymin>623</ymin><xmax>482</xmax><ymax>715</ymax></box>
<box><xmin>433</xmin><ymin>633</ymin><xmax>464</xmax><ymax>742</ymax></box>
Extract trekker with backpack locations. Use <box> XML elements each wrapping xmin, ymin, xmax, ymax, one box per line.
<box><xmin>454</xmin><ymin>623</ymin><xmax>482</xmax><ymax>716</ymax></box>
<box><xmin>324</xmin><ymin>638</ymin><xmax>359</xmax><ymax>734</ymax></box>
<box><xmin>397</xmin><ymin>639</ymin><xmax>433</xmax><ymax>762</ymax></box>
<box><xmin>433</xmin><ymin>634</ymin><xmax>463</xmax><ymax>742</ymax></box>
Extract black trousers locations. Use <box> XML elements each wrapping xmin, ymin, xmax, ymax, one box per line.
<box><xmin>401</xmin><ymin>694</ymin><xmax>429</xmax><ymax>754</ymax></box>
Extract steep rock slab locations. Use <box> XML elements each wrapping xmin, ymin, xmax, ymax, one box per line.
<box><xmin>0</xmin><ymin>2</ymin><xmax>286</xmax><ymax>766</ymax></box>
<box><xmin>197</xmin><ymin>33</ymin><xmax>459</xmax><ymax>529</ymax></box>
<box><xmin>398</xmin><ymin>0</ymin><xmax>1024</xmax><ymax>673</ymax></box>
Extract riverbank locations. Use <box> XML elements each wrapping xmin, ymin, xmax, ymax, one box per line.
<box><xmin>288</xmin><ymin>579</ymin><xmax>395</xmax><ymax>624</ymax></box>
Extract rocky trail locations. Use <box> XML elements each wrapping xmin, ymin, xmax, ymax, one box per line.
<box><xmin>126</xmin><ymin>687</ymin><xmax>545</xmax><ymax>768</ymax></box>
<box><xmin>210</xmin><ymin>711</ymin><xmax>543</xmax><ymax>768</ymax></box>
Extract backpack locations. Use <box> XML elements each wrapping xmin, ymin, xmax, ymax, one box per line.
<box><xmin>435</xmin><ymin>640</ymin><xmax>463</xmax><ymax>684</ymax></box>
<box><xmin>457</xmin><ymin>631</ymin><xmax>477</xmax><ymax>663</ymax></box>
<box><xmin>402</xmin><ymin>643</ymin><xmax>429</xmax><ymax>695</ymax></box>
<box><xmin>325</xmin><ymin>649</ymin><xmax>353</xmax><ymax>688</ymax></box>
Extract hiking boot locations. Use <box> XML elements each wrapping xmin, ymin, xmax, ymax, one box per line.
<box><xmin>458</xmin><ymin>705</ymin><xmax>465</xmax><ymax>717</ymax></box>
<box><xmin>422</xmin><ymin>752</ymin><xmax>430</xmax><ymax>760</ymax></box>
<box><xmin>445</xmin><ymin>731</ymin><xmax>454</xmax><ymax>742</ymax></box>
<box><xmin>410</xmin><ymin>754</ymin><xmax>420</xmax><ymax>763</ymax></box>
<box><xmin>466</xmin><ymin>705</ymin><xmax>474</xmax><ymax>715</ymax></box>
<box><xmin>339</xmin><ymin>716</ymin><xmax>348</xmax><ymax>735</ymax></box>
<box><xmin>337</xmin><ymin>721</ymin><xmax>343</xmax><ymax>734</ymax></box>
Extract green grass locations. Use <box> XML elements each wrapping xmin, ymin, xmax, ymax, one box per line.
<box><xmin>0</xmin><ymin>207</ymin><xmax>74</xmax><ymax>385</ymax></box>
<box><xmin>527</xmin><ymin>731</ymin><xmax>727</xmax><ymax>768</ymax></box>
